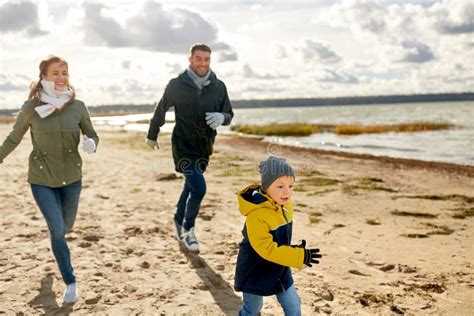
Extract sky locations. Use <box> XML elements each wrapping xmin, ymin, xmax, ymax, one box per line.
<box><xmin>0</xmin><ymin>0</ymin><xmax>473</xmax><ymax>109</ymax></box>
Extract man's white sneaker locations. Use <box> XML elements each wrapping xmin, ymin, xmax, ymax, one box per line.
<box><xmin>174</xmin><ymin>218</ymin><xmax>183</xmax><ymax>241</ymax></box>
<box><xmin>181</xmin><ymin>227</ymin><xmax>199</xmax><ymax>253</ymax></box>
<box><xmin>63</xmin><ymin>283</ymin><xmax>78</xmax><ymax>303</ymax></box>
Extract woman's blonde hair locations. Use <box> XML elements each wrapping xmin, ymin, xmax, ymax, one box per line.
<box><xmin>28</xmin><ymin>55</ymin><xmax>76</xmax><ymax>107</ymax></box>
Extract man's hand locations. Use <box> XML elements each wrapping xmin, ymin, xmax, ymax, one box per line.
<box><xmin>145</xmin><ymin>138</ymin><xmax>160</xmax><ymax>150</ymax></box>
<box><xmin>205</xmin><ymin>112</ymin><xmax>225</xmax><ymax>130</ymax></box>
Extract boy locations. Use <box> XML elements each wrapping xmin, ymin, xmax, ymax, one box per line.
<box><xmin>234</xmin><ymin>156</ymin><xmax>321</xmax><ymax>316</ymax></box>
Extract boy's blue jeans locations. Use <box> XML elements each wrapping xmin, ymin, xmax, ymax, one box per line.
<box><xmin>174</xmin><ymin>164</ymin><xmax>206</xmax><ymax>231</ymax></box>
<box><xmin>238</xmin><ymin>284</ymin><xmax>301</xmax><ymax>316</ymax></box>
<box><xmin>31</xmin><ymin>180</ymin><xmax>81</xmax><ymax>285</ymax></box>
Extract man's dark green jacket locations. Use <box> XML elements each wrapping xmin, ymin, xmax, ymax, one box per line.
<box><xmin>147</xmin><ymin>70</ymin><xmax>233</xmax><ymax>172</ymax></box>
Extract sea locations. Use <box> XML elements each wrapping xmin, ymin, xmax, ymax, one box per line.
<box><xmin>91</xmin><ymin>101</ymin><xmax>474</xmax><ymax>166</ymax></box>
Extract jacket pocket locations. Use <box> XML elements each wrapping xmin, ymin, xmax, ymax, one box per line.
<box><xmin>66</xmin><ymin>151</ymin><xmax>82</xmax><ymax>178</ymax></box>
<box><xmin>29</xmin><ymin>149</ymin><xmax>48</xmax><ymax>180</ymax></box>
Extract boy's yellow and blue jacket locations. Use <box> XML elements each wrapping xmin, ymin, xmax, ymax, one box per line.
<box><xmin>234</xmin><ymin>184</ymin><xmax>305</xmax><ymax>296</ymax></box>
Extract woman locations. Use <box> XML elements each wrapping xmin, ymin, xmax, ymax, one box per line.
<box><xmin>0</xmin><ymin>55</ymin><xmax>99</xmax><ymax>303</ymax></box>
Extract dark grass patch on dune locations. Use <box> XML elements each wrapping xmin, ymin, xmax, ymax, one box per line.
<box><xmin>341</xmin><ymin>178</ymin><xmax>397</xmax><ymax>194</ymax></box>
<box><xmin>424</xmin><ymin>223</ymin><xmax>454</xmax><ymax>235</ymax></box>
<box><xmin>324</xmin><ymin>224</ymin><xmax>345</xmax><ymax>235</ymax></box>
<box><xmin>232</xmin><ymin>123</ymin><xmax>320</xmax><ymax>136</ymax></box>
<box><xmin>231</xmin><ymin>122</ymin><xmax>453</xmax><ymax>137</ymax></box>
<box><xmin>308</xmin><ymin>188</ymin><xmax>338</xmax><ymax>196</ymax></box>
<box><xmin>298</xmin><ymin>169</ymin><xmax>325</xmax><ymax>177</ymax></box>
<box><xmin>334</xmin><ymin>122</ymin><xmax>452</xmax><ymax>135</ymax></box>
<box><xmin>402</xmin><ymin>233</ymin><xmax>429</xmax><ymax>238</ymax></box>
<box><xmin>366</xmin><ymin>219</ymin><xmax>381</xmax><ymax>225</ymax></box>
<box><xmin>391</xmin><ymin>210</ymin><xmax>437</xmax><ymax>218</ymax></box>
<box><xmin>357</xmin><ymin>177</ymin><xmax>397</xmax><ymax>192</ymax></box>
<box><xmin>396</xmin><ymin>194</ymin><xmax>474</xmax><ymax>204</ymax></box>
<box><xmin>309</xmin><ymin>212</ymin><xmax>323</xmax><ymax>224</ymax></box>
<box><xmin>212</xmin><ymin>155</ymin><xmax>254</xmax><ymax>177</ymax></box>
<box><xmin>301</xmin><ymin>177</ymin><xmax>340</xmax><ymax>187</ymax></box>
<box><xmin>0</xmin><ymin>116</ymin><xmax>15</xmax><ymax>124</ymax></box>
<box><xmin>452</xmin><ymin>207</ymin><xmax>474</xmax><ymax>219</ymax></box>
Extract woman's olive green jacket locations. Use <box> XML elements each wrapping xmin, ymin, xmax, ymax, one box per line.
<box><xmin>0</xmin><ymin>99</ymin><xmax>99</xmax><ymax>188</ymax></box>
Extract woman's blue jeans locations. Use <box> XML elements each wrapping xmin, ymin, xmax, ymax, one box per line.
<box><xmin>31</xmin><ymin>180</ymin><xmax>81</xmax><ymax>285</ymax></box>
<box><xmin>238</xmin><ymin>284</ymin><xmax>301</xmax><ymax>316</ymax></box>
<box><xmin>174</xmin><ymin>164</ymin><xmax>206</xmax><ymax>231</ymax></box>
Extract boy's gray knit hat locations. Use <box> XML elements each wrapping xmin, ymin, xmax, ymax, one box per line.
<box><xmin>259</xmin><ymin>156</ymin><xmax>295</xmax><ymax>191</ymax></box>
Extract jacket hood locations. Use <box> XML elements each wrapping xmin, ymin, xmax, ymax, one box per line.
<box><xmin>237</xmin><ymin>184</ymin><xmax>279</xmax><ymax>216</ymax></box>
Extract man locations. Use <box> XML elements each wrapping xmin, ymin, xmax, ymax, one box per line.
<box><xmin>146</xmin><ymin>43</ymin><xmax>234</xmax><ymax>253</ymax></box>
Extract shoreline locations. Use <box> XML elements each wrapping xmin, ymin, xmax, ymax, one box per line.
<box><xmin>1</xmin><ymin>115</ymin><xmax>472</xmax><ymax>174</ymax></box>
<box><xmin>222</xmin><ymin>134</ymin><xmax>474</xmax><ymax>177</ymax></box>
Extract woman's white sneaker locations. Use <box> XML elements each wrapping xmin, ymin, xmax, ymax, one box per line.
<box><xmin>181</xmin><ymin>227</ymin><xmax>199</xmax><ymax>253</ymax></box>
<box><xmin>63</xmin><ymin>283</ymin><xmax>78</xmax><ymax>303</ymax></box>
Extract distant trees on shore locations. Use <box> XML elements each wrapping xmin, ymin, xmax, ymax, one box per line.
<box><xmin>1</xmin><ymin>92</ymin><xmax>473</xmax><ymax>116</ymax></box>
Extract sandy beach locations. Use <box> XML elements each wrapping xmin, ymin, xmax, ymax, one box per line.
<box><xmin>0</xmin><ymin>122</ymin><xmax>473</xmax><ymax>315</ymax></box>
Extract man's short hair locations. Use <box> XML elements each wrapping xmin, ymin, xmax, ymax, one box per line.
<box><xmin>190</xmin><ymin>43</ymin><xmax>211</xmax><ymax>56</ymax></box>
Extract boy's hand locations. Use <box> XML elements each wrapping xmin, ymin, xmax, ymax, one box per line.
<box><xmin>294</xmin><ymin>239</ymin><xmax>306</xmax><ymax>248</ymax></box>
<box><xmin>294</xmin><ymin>239</ymin><xmax>322</xmax><ymax>267</ymax></box>
<box><xmin>304</xmin><ymin>248</ymin><xmax>321</xmax><ymax>267</ymax></box>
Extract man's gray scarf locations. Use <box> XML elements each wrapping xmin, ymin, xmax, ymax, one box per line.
<box><xmin>187</xmin><ymin>66</ymin><xmax>211</xmax><ymax>91</ymax></box>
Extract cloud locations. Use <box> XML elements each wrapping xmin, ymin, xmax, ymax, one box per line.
<box><xmin>242</xmin><ymin>65</ymin><xmax>290</xmax><ymax>80</ymax></box>
<box><xmin>166</xmin><ymin>63</ymin><xmax>184</xmax><ymax>74</ymax></box>
<box><xmin>433</xmin><ymin>0</ymin><xmax>474</xmax><ymax>34</ymax></box>
<box><xmin>399</xmin><ymin>40</ymin><xmax>435</xmax><ymax>63</ymax></box>
<box><xmin>218</xmin><ymin>50</ymin><xmax>238</xmax><ymax>62</ymax></box>
<box><xmin>0</xmin><ymin>82</ymin><xmax>24</xmax><ymax>92</ymax></box>
<box><xmin>0</xmin><ymin>2</ymin><xmax>46</xmax><ymax>37</ymax></box>
<box><xmin>82</xmin><ymin>3</ymin><xmax>129</xmax><ymax>47</ymax></box>
<box><xmin>346</xmin><ymin>2</ymin><xmax>387</xmax><ymax>34</ymax></box>
<box><xmin>300</xmin><ymin>40</ymin><xmax>341</xmax><ymax>64</ymax></box>
<box><xmin>0</xmin><ymin>74</ymin><xmax>30</xmax><ymax>92</ymax></box>
<box><xmin>319</xmin><ymin>70</ymin><xmax>359</xmax><ymax>84</ymax></box>
<box><xmin>243</xmin><ymin>85</ymin><xmax>285</xmax><ymax>93</ymax></box>
<box><xmin>98</xmin><ymin>79</ymin><xmax>159</xmax><ymax>100</ymax></box>
<box><xmin>122</xmin><ymin>61</ymin><xmax>131</xmax><ymax>70</ymax></box>
<box><xmin>275</xmin><ymin>45</ymin><xmax>288</xmax><ymax>59</ymax></box>
<box><xmin>82</xmin><ymin>2</ymin><xmax>230</xmax><ymax>53</ymax></box>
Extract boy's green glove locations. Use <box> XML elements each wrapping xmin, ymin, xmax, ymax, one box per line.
<box><xmin>294</xmin><ymin>239</ymin><xmax>321</xmax><ymax>267</ymax></box>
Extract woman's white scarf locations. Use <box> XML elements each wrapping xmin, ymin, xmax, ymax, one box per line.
<box><xmin>34</xmin><ymin>79</ymin><xmax>73</xmax><ymax>118</ymax></box>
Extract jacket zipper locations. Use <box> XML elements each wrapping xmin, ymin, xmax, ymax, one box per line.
<box><xmin>280</xmin><ymin>206</ymin><xmax>290</xmax><ymax>292</ymax></box>
<box><xmin>281</xmin><ymin>206</ymin><xmax>290</xmax><ymax>243</ymax></box>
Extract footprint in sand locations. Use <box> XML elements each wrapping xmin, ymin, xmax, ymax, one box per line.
<box><xmin>124</xmin><ymin>226</ymin><xmax>143</xmax><ymax>237</ymax></box>
<box><xmin>85</xmin><ymin>294</ymin><xmax>101</xmax><ymax>305</ymax></box>
<box><xmin>199</xmin><ymin>211</ymin><xmax>215</xmax><ymax>221</ymax></box>
<box><xmin>16</xmin><ymin>233</ymin><xmax>37</xmax><ymax>239</ymax></box>
<box><xmin>146</xmin><ymin>225</ymin><xmax>167</xmax><ymax>235</ymax></box>
<box><xmin>398</xmin><ymin>264</ymin><xmax>417</xmax><ymax>273</ymax></box>
<box><xmin>379</xmin><ymin>264</ymin><xmax>396</xmax><ymax>272</ymax></box>
<box><xmin>349</xmin><ymin>269</ymin><xmax>371</xmax><ymax>276</ymax></box>
<box><xmin>95</xmin><ymin>193</ymin><xmax>110</xmax><ymax>200</ymax></box>
<box><xmin>83</xmin><ymin>234</ymin><xmax>102</xmax><ymax>242</ymax></box>
<box><xmin>156</xmin><ymin>173</ymin><xmax>181</xmax><ymax>181</ymax></box>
